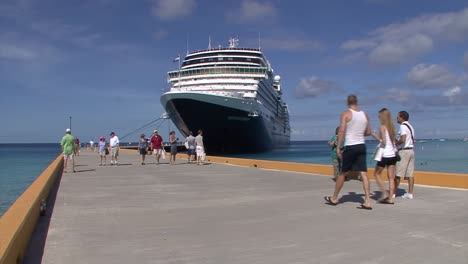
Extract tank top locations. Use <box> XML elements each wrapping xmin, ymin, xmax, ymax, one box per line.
<box><xmin>345</xmin><ymin>109</ymin><xmax>367</xmax><ymax>146</ymax></box>
<box><xmin>382</xmin><ymin>127</ymin><xmax>396</xmax><ymax>158</ymax></box>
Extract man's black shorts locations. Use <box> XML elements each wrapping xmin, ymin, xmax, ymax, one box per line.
<box><xmin>341</xmin><ymin>144</ymin><xmax>367</xmax><ymax>172</ymax></box>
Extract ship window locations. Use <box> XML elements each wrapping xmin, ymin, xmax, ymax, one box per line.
<box><xmin>200</xmin><ymin>59</ymin><xmax>205</xmax><ymax>62</ymax></box>
<box><xmin>208</xmin><ymin>58</ymin><xmax>214</xmax><ymax>61</ymax></box>
<box><xmin>228</xmin><ymin>58</ymin><xmax>233</xmax><ymax>61</ymax></box>
<box><xmin>218</xmin><ymin>57</ymin><xmax>223</xmax><ymax>61</ymax></box>
<box><xmin>246</xmin><ymin>58</ymin><xmax>252</xmax><ymax>61</ymax></box>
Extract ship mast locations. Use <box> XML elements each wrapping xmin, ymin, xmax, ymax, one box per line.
<box><xmin>228</xmin><ymin>37</ymin><xmax>239</xmax><ymax>48</ymax></box>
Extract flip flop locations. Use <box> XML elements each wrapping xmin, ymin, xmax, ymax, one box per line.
<box><xmin>378</xmin><ymin>198</ymin><xmax>394</xmax><ymax>204</ymax></box>
<box><xmin>357</xmin><ymin>204</ymin><xmax>373</xmax><ymax>210</ymax></box>
<box><xmin>324</xmin><ymin>196</ymin><xmax>338</xmax><ymax>206</ymax></box>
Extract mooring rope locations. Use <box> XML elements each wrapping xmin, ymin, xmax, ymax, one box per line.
<box><xmin>120</xmin><ymin>117</ymin><xmax>167</xmax><ymax>141</ymax></box>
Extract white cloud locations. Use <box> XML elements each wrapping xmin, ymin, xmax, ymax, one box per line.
<box><xmin>259</xmin><ymin>37</ymin><xmax>323</xmax><ymax>52</ymax></box>
<box><xmin>441</xmin><ymin>86</ymin><xmax>468</xmax><ymax>104</ymax></box>
<box><xmin>341</xmin><ymin>7</ymin><xmax>468</xmax><ymax>65</ymax></box>
<box><xmin>152</xmin><ymin>0</ymin><xmax>196</xmax><ymax>21</ymax></box>
<box><xmin>369</xmin><ymin>34</ymin><xmax>433</xmax><ymax>65</ymax></box>
<box><xmin>407</xmin><ymin>63</ymin><xmax>458</xmax><ymax>89</ymax></box>
<box><xmin>341</xmin><ymin>39</ymin><xmax>376</xmax><ymax>50</ymax></box>
<box><xmin>294</xmin><ymin>77</ymin><xmax>340</xmax><ymax>98</ymax></box>
<box><xmin>381</xmin><ymin>88</ymin><xmax>411</xmax><ymax>104</ymax></box>
<box><xmin>0</xmin><ymin>33</ymin><xmax>61</xmax><ymax>62</ymax></box>
<box><xmin>226</xmin><ymin>0</ymin><xmax>278</xmax><ymax>24</ymax></box>
<box><xmin>0</xmin><ymin>44</ymin><xmax>36</xmax><ymax>60</ymax></box>
<box><xmin>443</xmin><ymin>86</ymin><xmax>461</xmax><ymax>97</ymax></box>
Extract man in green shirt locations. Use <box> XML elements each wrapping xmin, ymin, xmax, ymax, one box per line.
<box><xmin>61</xmin><ymin>128</ymin><xmax>76</xmax><ymax>173</ymax></box>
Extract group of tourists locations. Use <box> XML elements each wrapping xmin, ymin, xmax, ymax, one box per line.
<box><xmin>61</xmin><ymin>127</ymin><xmax>206</xmax><ymax>172</ymax></box>
<box><xmin>137</xmin><ymin>129</ymin><xmax>206</xmax><ymax>166</ymax></box>
<box><xmin>325</xmin><ymin>95</ymin><xmax>415</xmax><ymax>210</ymax></box>
<box><xmin>61</xmin><ymin>130</ymin><xmax>120</xmax><ymax>172</ymax></box>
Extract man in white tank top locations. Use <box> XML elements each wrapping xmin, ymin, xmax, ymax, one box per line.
<box><xmin>324</xmin><ymin>95</ymin><xmax>374</xmax><ymax>210</ymax></box>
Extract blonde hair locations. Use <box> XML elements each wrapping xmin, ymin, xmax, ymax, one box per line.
<box><xmin>378</xmin><ymin>108</ymin><xmax>396</xmax><ymax>143</ymax></box>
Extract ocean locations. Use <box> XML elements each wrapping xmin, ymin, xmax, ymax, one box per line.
<box><xmin>0</xmin><ymin>144</ymin><xmax>61</xmax><ymax>216</ymax></box>
<box><xmin>1</xmin><ymin>140</ymin><xmax>467</xmax><ymax>216</ymax></box>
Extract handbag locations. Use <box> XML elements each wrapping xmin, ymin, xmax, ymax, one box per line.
<box><xmin>373</xmin><ymin>145</ymin><xmax>384</xmax><ymax>162</ymax></box>
<box><xmin>105</xmin><ymin>148</ymin><xmax>109</xmax><ymax>155</ymax></box>
<box><xmin>396</xmin><ymin>151</ymin><xmax>401</xmax><ymax>161</ymax></box>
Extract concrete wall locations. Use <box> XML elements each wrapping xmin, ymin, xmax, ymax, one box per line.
<box><xmin>122</xmin><ymin>149</ymin><xmax>468</xmax><ymax>189</ymax></box>
<box><xmin>0</xmin><ymin>155</ymin><xmax>63</xmax><ymax>264</ymax></box>
<box><xmin>205</xmin><ymin>155</ymin><xmax>468</xmax><ymax>189</ymax></box>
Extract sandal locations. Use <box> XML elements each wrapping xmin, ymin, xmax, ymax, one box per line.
<box><xmin>357</xmin><ymin>204</ymin><xmax>372</xmax><ymax>210</ymax></box>
<box><xmin>324</xmin><ymin>196</ymin><xmax>338</xmax><ymax>206</ymax></box>
<box><xmin>378</xmin><ymin>198</ymin><xmax>394</xmax><ymax>204</ymax></box>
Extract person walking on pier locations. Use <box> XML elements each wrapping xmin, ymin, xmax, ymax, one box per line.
<box><xmin>395</xmin><ymin>111</ymin><xmax>415</xmax><ymax>199</ymax></box>
<box><xmin>109</xmin><ymin>132</ymin><xmax>120</xmax><ymax>165</ymax></box>
<box><xmin>373</xmin><ymin>108</ymin><xmax>397</xmax><ymax>204</ymax></box>
<box><xmin>138</xmin><ymin>134</ymin><xmax>148</xmax><ymax>165</ymax></box>
<box><xmin>185</xmin><ymin>131</ymin><xmax>196</xmax><ymax>163</ymax></box>
<box><xmin>195</xmin><ymin>129</ymin><xmax>205</xmax><ymax>165</ymax></box>
<box><xmin>325</xmin><ymin>95</ymin><xmax>373</xmax><ymax>210</ymax></box>
<box><xmin>98</xmin><ymin>136</ymin><xmax>108</xmax><ymax>166</ymax></box>
<box><xmin>151</xmin><ymin>130</ymin><xmax>163</xmax><ymax>165</ymax></box>
<box><xmin>328</xmin><ymin>126</ymin><xmax>341</xmax><ymax>181</ymax></box>
<box><xmin>169</xmin><ymin>131</ymin><xmax>178</xmax><ymax>165</ymax></box>
<box><xmin>61</xmin><ymin>128</ymin><xmax>76</xmax><ymax>173</ymax></box>
<box><xmin>89</xmin><ymin>140</ymin><xmax>95</xmax><ymax>152</ymax></box>
<box><xmin>74</xmin><ymin>137</ymin><xmax>80</xmax><ymax>156</ymax></box>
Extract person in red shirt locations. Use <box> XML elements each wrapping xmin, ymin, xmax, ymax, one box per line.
<box><xmin>150</xmin><ymin>130</ymin><xmax>164</xmax><ymax>164</ymax></box>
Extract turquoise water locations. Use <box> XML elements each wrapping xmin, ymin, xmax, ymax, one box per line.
<box><xmin>0</xmin><ymin>141</ymin><xmax>466</xmax><ymax>216</ymax></box>
<box><xmin>226</xmin><ymin>140</ymin><xmax>468</xmax><ymax>174</ymax></box>
<box><xmin>0</xmin><ymin>144</ymin><xmax>60</xmax><ymax>216</ymax></box>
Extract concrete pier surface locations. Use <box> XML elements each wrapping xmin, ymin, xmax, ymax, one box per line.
<box><xmin>25</xmin><ymin>150</ymin><xmax>468</xmax><ymax>264</ymax></box>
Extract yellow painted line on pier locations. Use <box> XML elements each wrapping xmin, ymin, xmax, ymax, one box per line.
<box><xmin>0</xmin><ymin>155</ymin><xmax>63</xmax><ymax>264</ymax></box>
<box><xmin>121</xmin><ymin>148</ymin><xmax>468</xmax><ymax>189</ymax></box>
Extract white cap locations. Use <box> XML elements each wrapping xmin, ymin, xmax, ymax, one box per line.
<box><xmin>66</xmin><ymin>128</ymin><xmax>71</xmax><ymax>133</ymax></box>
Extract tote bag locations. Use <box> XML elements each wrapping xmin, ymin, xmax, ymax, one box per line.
<box><xmin>373</xmin><ymin>145</ymin><xmax>384</xmax><ymax>162</ymax></box>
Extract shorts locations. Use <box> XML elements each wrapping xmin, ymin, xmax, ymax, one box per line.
<box><xmin>341</xmin><ymin>144</ymin><xmax>367</xmax><ymax>173</ymax></box>
<box><xmin>170</xmin><ymin>145</ymin><xmax>177</xmax><ymax>155</ymax></box>
<box><xmin>139</xmin><ymin>148</ymin><xmax>147</xmax><ymax>155</ymax></box>
<box><xmin>196</xmin><ymin>146</ymin><xmax>204</xmax><ymax>156</ymax></box>
<box><xmin>98</xmin><ymin>150</ymin><xmax>106</xmax><ymax>156</ymax></box>
<box><xmin>110</xmin><ymin>147</ymin><xmax>119</xmax><ymax>158</ymax></box>
<box><xmin>64</xmin><ymin>153</ymin><xmax>74</xmax><ymax>160</ymax></box>
<box><xmin>153</xmin><ymin>149</ymin><xmax>162</xmax><ymax>155</ymax></box>
<box><xmin>377</xmin><ymin>156</ymin><xmax>397</xmax><ymax>168</ymax></box>
<box><xmin>188</xmin><ymin>148</ymin><xmax>195</xmax><ymax>155</ymax></box>
<box><xmin>396</xmin><ymin>149</ymin><xmax>415</xmax><ymax>178</ymax></box>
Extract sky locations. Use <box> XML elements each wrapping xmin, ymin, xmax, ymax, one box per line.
<box><xmin>1</xmin><ymin>0</ymin><xmax>467</xmax><ymax>143</ymax></box>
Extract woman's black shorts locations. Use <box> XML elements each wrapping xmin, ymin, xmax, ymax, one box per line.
<box><xmin>377</xmin><ymin>156</ymin><xmax>397</xmax><ymax>168</ymax></box>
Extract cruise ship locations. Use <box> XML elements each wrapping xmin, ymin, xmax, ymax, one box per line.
<box><xmin>160</xmin><ymin>38</ymin><xmax>290</xmax><ymax>153</ymax></box>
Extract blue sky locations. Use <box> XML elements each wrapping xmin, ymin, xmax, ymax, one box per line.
<box><xmin>1</xmin><ymin>0</ymin><xmax>467</xmax><ymax>143</ymax></box>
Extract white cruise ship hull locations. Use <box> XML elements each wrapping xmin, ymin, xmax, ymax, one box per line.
<box><xmin>160</xmin><ymin>92</ymin><xmax>290</xmax><ymax>153</ymax></box>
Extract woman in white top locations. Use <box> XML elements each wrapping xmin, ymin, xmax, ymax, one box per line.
<box><xmin>372</xmin><ymin>108</ymin><xmax>397</xmax><ymax>204</ymax></box>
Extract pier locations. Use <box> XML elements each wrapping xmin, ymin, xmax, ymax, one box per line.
<box><xmin>1</xmin><ymin>150</ymin><xmax>468</xmax><ymax>263</ymax></box>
